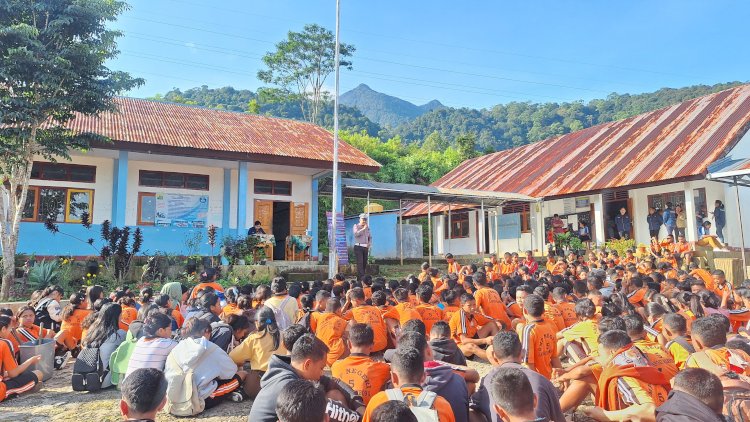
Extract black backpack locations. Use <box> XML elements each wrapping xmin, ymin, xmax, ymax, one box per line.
<box><xmin>72</xmin><ymin>347</ymin><xmax>105</xmax><ymax>391</ymax></box>
<box><xmin>34</xmin><ymin>298</ymin><xmax>56</xmax><ymax>330</ymax></box>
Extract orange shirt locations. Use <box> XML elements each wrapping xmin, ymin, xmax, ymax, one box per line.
<box><xmin>344</xmin><ymin>305</ymin><xmax>388</xmax><ymax>352</ymax></box>
<box><xmin>362</xmin><ymin>287</ymin><xmax>372</xmax><ymax>300</ymax></box>
<box><xmin>310</xmin><ymin>312</ymin><xmax>348</xmax><ymax>366</ymax></box>
<box><xmin>690</xmin><ymin>268</ymin><xmax>714</xmax><ymax>290</ymax></box>
<box><xmin>119</xmin><ymin>305</ymin><xmax>138</xmax><ymax>331</ymax></box>
<box><xmin>543</xmin><ymin>303</ymin><xmax>566</xmax><ymax>332</ymax></box>
<box><xmin>442</xmin><ymin>305</ymin><xmax>459</xmax><ymax>322</ymax></box>
<box><xmin>622</xmin><ymin>256</ymin><xmax>637</xmax><ymax>265</ymax></box>
<box><xmin>449</xmin><ymin>311</ymin><xmax>490</xmax><ymax>343</ymax></box>
<box><xmin>59</xmin><ymin>308</ymin><xmax>92</xmax><ymax>343</ymax></box>
<box><xmin>507</xmin><ymin>302</ymin><xmax>522</xmax><ymax>320</ymax></box>
<box><xmin>447</xmin><ymin>262</ymin><xmax>461</xmax><ymax>274</ymax></box>
<box><xmin>686</xmin><ymin>346</ymin><xmax>750</xmax><ymax>376</ymax></box>
<box><xmin>674</xmin><ymin>241</ymin><xmax>691</xmax><ymax>254</ymax></box>
<box><xmin>517</xmin><ymin>319</ymin><xmax>558</xmax><ymax>379</ymax></box>
<box><xmin>414</xmin><ymin>304</ymin><xmax>445</xmax><ymax>334</ymax></box>
<box><xmin>363</xmin><ymin>386</ymin><xmax>456</xmax><ymax>422</ymax></box>
<box><xmin>473</xmin><ymin>287</ymin><xmax>511</xmax><ymax>329</ymax></box>
<box><xmin>634</xmin><ymin>339</ymin><xmax>678</xmax><ymax>380</ymax></box>
<box><xmin>15</xmin><ymin>324</ymin><xmax>51</xmax><ymax>344</ymax></box>
<box><xmin>554</xmin><ymin>302</ymin><xmax>578</xmax><ymax>328</ymax></box>
<box><xmin>331</xmin><ymin>354</ymin><xmax>391</xmax><ymax>405</ymax></box>
<box><xmin>222</xmin><ymin>303</ymin><xmax>242</xmax><ymax>317</ymax></box>
<box><xmin>382</xmin><ymin>302</ymin><xmax>422</xmax><ymax>326</ymax></box>
<box><xmin>0</xmin><ymin>340</ymin><xmax>20</xmax><ymax>402</ymax></box>
<box><xmin>658</xmin><ymin>257</ymin><xmax>677</xmax><ymax>269</ymax></box>
<box><xmin>729</xmin><ymin>308</ymin><xmax>750</xmax><ymax>332</ymax></box>
<box><xmin>627</xmin><ymin>287</ymin><xmax>647</xmax><ymax>307</ymax></box>
<box><xmin>171</xmin><ymin>308</ymin><xmax>185</xmax><ymax>328</ymax></box>
<box><xmin>499</xmin><ymin>261</ymin><xmax>516</xmax><ymax>276</ymax></box>
<box><xmin>418</xmin><ymin>271</ymin><xmax>430</xmax><ymax>282</ymax></box>
<box><xmin>190</xmin><ymin>281</ymin><xmax>225</xmax><ymax>299</ymax></box>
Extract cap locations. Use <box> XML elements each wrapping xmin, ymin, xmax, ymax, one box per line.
<box><xmin>359</xmin><ymin>213</ymin><xmax>368</xmax><ymax>219</ymax></box>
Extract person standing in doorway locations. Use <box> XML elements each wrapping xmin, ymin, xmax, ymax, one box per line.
<box><xmin>647</xmin><ymin>207</ymin><xmax>663</xmax><ymax>239</ymax></box>
<box><xmin>675</xmin><ymin>204</ymin><xmax>687</xmax><ymax>238</ymax></box>
<box><xmin>663</xmin><ymin>202</ymin><xmax>677</xmax><ymax>239</ymax></box>
<box><xmin>353</xmin><ymin>213</ymin><xmax>372</xmax><ymax>281</ymax></box>
<box><xmin>614</xmin><ymin>207</ymin><xmax>631</xmax><ymax>240</ymax></box>
<box><xmin>711</xmin><ymin>200</ymin><xmax>726</xmax><ymax>243</ymax></box>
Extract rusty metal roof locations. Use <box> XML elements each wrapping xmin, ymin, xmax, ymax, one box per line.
<box><xmin>706</xmin><ymin>156</ymin><xmax>750</xmax><ymax>187</ymax></box>
<box><xmin>65</xmin><ymin>97</ymin><xmax>381</xmax><ymax>172</ymax></box>
<box><xmin>405</xmin><ymin>85</ymin><xmax>750</xmax><ymax>217</ymax></box>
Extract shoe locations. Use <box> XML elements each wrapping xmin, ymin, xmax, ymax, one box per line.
<box><xmin>54</xmin><ymin>351</ymin><xmax>71</xmax><ymax>370</ymax></box>
<box><xmin>229</xmin><ymin>391</ymin><xmax>244</xmax><ymax>402</ymax></box>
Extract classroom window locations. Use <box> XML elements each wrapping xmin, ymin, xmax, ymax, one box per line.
<box><xmin>254</xmin><ymin>179</ymin><xmax>292</xmax><ymax>196</ymax></box>
<box><xmin>137</xmin><ymin>192</ymin><xmax>157</xmax><ymax>226</ymax></box>
<box><xmin>503</xmin><ymin>202</ymin><xmax>532</xmax><ymax>233</ymax></box>
<box><xmin>445</xmin><ymin>212</ymin><xmax>470</xmax><ymax>239</ymax></box>
<box><xmin>647</xmin><ymin>191</ymin><xmax>685</xmax><ymax>211</ymax></box>
<box><xmin>23</xmin><ymin>187</ymin><xmax>93</xmax><ymax>223</ymax></box>
<box><xmin>138</xmin><ymin>170</ymin><xmax>209</xmax><ymax>191</ymax></box>
<box><xmin>30</xmin><ymin>162</ymin><xmax>96</xmax><ymax>183</ymax></box>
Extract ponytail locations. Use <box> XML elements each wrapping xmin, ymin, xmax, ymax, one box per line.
<box><xmin>256</xmin><ymin>306</ymin><xmax>280</xmax><ymax>350</ymax></box>
<box><xmin>689</xmin><ymin>293</ymin><xmax>705</xmax><ymax>318</ymax></box>
<box><xmin>61</xmin><ymin>292</ymin><xmax>86</xmax><ymax>321</ymax></box>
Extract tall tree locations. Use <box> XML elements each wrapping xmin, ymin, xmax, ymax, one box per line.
<box><xmin>0</xmin><ymin>0</ymin><xmax>141</xmax><ymax>299</ymax></box>
<box><xmin>257</xmin><ymin>24</ymin><xmax>355</xmax><ymax>125</ymax></box>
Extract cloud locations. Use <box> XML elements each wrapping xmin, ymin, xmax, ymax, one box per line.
<box><xmin>184</xmin><ymin>42</ymin><xmax>198</xmax><ymax>53</ymax></box>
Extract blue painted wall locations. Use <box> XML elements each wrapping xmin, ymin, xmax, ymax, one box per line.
<box><xmin>18</xmin><ymin>222</ymin><xmax>217</xmax><ymax>257</ymax></box>
<box><xmin>345</xmin><ymin>213</ymin><xmax>398</xmax><ymax>258</ymax></box>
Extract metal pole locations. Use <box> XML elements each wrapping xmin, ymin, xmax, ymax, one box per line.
<box><xmin>448</xmin><ymin>203</ymin><xmax>452</xmax><ymax>255</ymax></box>
<box><xmin>480</xmin><ymin>200</ymin><xmax>485</xmax><ymax>254</ymax></box>
<box><xmin>328</xmin><ymin>0</ymin><xmax>341</xmax><ymax>278</ymax></box>
<box><xmin>735</xmin><ymin>177</ymin><xmax>748</xmax><ymax>279</ymax></box>
<box><xmin>428</xmin><ymin>196</ymin><xmax>432</xmax><ymax>267</ymax></box>
<box><xmin>399</xmin><ymin>199</ymin><xmax>404</xmax><ymax>266</ymax></box>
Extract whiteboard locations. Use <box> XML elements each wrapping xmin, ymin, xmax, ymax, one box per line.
<box><xmin>497</xmin><ymin>213</ymin><xmax>521</xmax><ymax>239</ymax></box>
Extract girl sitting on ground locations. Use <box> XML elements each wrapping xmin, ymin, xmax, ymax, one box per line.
<box><xmin>0</xmin><ymin>315</ymin><xmax>43</xmax><ymax>403</ymax></box>
<box><xmin>124</xmin><ymin>312</ymin><xmax>177</xmax><ymax>380</ymax></box>
<box><xmin>55</xmin><ymin>292</ymin><xmax>91</xmax><ymax>357</ymax></box>
<box><xmin>79</xmin><ymin>303</ymin><xmax>126</xmax><ymax>389</ymax></box>
<box><xmin>222</xmin><ymin>313</ymin><xmax>252</xmax><ymax>353</ymax></box>
<box><xmin>155</xmin><ymin>295</ymin><xmax>180</xmax><ymax>330</ymax></box>
<box><xmin>30</xmin><ymin>285</ymin><xmax>64</xmax><ymax>332</ymax></box>
<box><xmin>160</xmin><ymin>281</ymin><xmax>189</xmax><ymax>322</ymax></box>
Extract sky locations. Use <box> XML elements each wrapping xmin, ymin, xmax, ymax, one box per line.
<box><xmin>109</xmin><ymin>0</ymin><xmax>750</xmax><ymax>109</ymax></box>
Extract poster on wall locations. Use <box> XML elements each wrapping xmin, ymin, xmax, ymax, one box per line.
<box><xmin>155</xmin><ymin>193</ymin><xmax>209</xmax><ymax>228</ymax></box>
<box><xmin>326</xmin><ymin>211</ymin><xmax>349</xmax><ymax>265</ymax></box>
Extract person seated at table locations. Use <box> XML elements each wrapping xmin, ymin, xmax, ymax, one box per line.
<box><xmin>248</xmin><ymin>220</ymin><xmax>266</xmax><ymax>236</ymax></box>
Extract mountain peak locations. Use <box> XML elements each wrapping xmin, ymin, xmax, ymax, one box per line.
<box><xmin>340</xmin><ymin>84</ymin><xmax>442</xmax><ymax>128</ymax></box>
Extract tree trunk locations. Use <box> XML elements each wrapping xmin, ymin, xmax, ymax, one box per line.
<box><xmin>0</xmin><ymin>249</ymin><xmax>15</xmax><ymax>300</ymax></box>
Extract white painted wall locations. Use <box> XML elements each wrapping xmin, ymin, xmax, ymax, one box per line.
<box><xmin>722</xmin><ymin>182</ymin><xmax>750</xmax><ymax>248</ymax></box>
<box><xmin>432</xmin><ymin>211</ymin><xmax>479</xmax><ymax>255</ymax></box>
<box><xmin>31</xmin><ymin>154</ymin><xmax>114</xmax><ymax>224</ymax></box>
<box><xmin>246</xmin><ymin>167</ymin><xmax>313</xmax><ymax>232</ymax></box>
<box><xmin>125</xmin><ymin>160</ymin><xmax>225</xmax><ymax>227</ymax></box>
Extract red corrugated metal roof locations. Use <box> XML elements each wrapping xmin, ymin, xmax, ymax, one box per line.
<box><xmin>405</xmin><ymin>84</ymin><xmax>750</xmax><ymax>217</ymax></box>
<box><xmin>65</xmin><ymin>97</ymin><xmax>380</xmax><ymax>171</ymax></box>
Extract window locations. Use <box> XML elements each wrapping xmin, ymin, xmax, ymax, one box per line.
<box><xmin>138</xmin><ymin>170</ymin><xmax>209</xmax><ymax>190</ymax></box>
<box><xmin>23</xmin><ymin>187</ymin><xmax>93</xmax><ymax>223</ymax></box>
<box><xmin>444</xmin><ymin>212</ymin><xmax>470</xmax><ymax>239</ymax></box>
<box><xmin>647</xmin><ymin>191</ymin><xmax>686</xmax><ymax>211</ymax></box>
<box><xmin>254</xmin><ymin>179</ymin><xmax>292</xmax><ymax>196</ymax></box>
<box><xmin>31</xmin><ymin>162</ymin><xmax>96</xmax><ymax>182</ymax></box>
<box><xmin>137</xmin><ymin>192</ymin><xmax>157</xmax><ymax>226</ymax></box>
<box><xmin>503</xmin><ymin>202</ymin><xmax>531</xmax><ymax>233</ymax></box>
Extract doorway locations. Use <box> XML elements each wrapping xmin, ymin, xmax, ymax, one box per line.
<box><xmin>272</xmin><ymin>202</ymin><xmax>290</xmax><ymax>261</ymax></box>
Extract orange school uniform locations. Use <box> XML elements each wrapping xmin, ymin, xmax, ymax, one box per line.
<box><xmin>119</xmin><ymin>305</ymin><xmax>138</xmax><ymax>331</ymax></box>
<box><xmin>473</xmin><ymin>287</ymin><xmax>511</xmax><ymax>329</ymax></box>
<box><xmin>447</xmin><ymin>262</ymin><xmax>461</xmax><ymax>274</ymax></box>
<box><xmin>15</xmin><ymin>324</ymin><xmax>52</xmax><ymax>344</ymax></box>
<box><xmin>414</xmin><ymin>304</ymin><xmax>445</xmax><ymax>334</ymax></box>
<box><xmin>310</xmin><ymin>312</ymin><xmax>348</xmax><ymax>366</ymax></box>
<box><xmin>633</xmin><ymin>339</ymin><xmax>678</xmax><ymax>380</ymax></box>
<box><xmin>554</xmin><ymin>302</ymin><xmax>578</xmax><ymax>328</ymax></box>
<box><xmin>517</xmin><ymin>318</ymin><xmax>558</xmax><ymax>379</ymax></box>
<box><xmin>59</xmin><ymin>308</ymin><xmax>92</xmax><ymax>348</ymax></box>
<box><xmin>343</xmin><ymin>305</ymin><xmax>389</xmax><ymax>352</ymax></box>
<box><xmin>449</xmin><ymin>311</ymin><xmax>490</xmax><ymax>343</ymax></box>
<box><xmin>382</xmin><ymin>302</ymin><xmax>422</xmax><ymax>326</ymax></box>
<box><xmin>686</xmin><ymin>346</ymin><xmax>750</xmax><ymax>376</ymax></box>
<box><xmin>363</xmin><ymin>386</ymin><xmax>456</xmax><ymax>422</ymax></box>
<box><xmin>543</xmin><ymin>303</ymin><xmax>565</xmax><ymax>332</ymax></box>
<box><xmin>331</xmin><ymin>353</ymin><xmax>391</xmax><ymax>405</ymax></box>
<box><xmin>190</xmin><ymin>282</ymin><xmax>225</xmax><ymax>299</ymax></box>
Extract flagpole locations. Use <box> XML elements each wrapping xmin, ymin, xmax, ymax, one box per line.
<box><xmin>329</xmin><ymin>0</ymin><xmax>341</xmax><ymax>278</ymax></box>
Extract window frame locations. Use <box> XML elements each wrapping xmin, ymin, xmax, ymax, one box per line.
<box><xmin>22</xmin><ymin>186</ymin><xmax>39</xmax><ymax>222</ymax></box>
<box><xmin>64</xmin><ymin>189</ymin><xmax>94</xmax><ymax>223</ymax></box>
<box><xmin>137</xmin><ymin>192</ymin><xmax>157</xmax><ymax>226</ymax></box>
<box><xmin>31</xmin><ymin>162</ymin><xmax>96</xmax><ymax>183</ymax></box>
<box><xmin>502</xmin><ymin>202</ymin><xmax>532</xmax><ymax>233</ymax></box>
<box><xmin>444</xmin><ymin>211</ymin><xmax>470</xmax><ymax>239</ymax></box>
<box><xmin>647</xmin><ymin>191</ymin><xmax>686</xmax><ymax>211</ymax></box>
<box><xmin>254</xmin><ymin>179</ymin><xmax>293</xmax><ymax>196</ymax></box>
<box><xmin>137</xmin><ymin>170</ymin><xmax>210</xmax><ymax>191</ymax></box>
<box><xmin>23</xmin><ymin>186</ymin><xmax>94</xmax><ymax>223</ymax></box>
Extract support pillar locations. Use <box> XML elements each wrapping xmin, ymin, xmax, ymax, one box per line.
<box><xmin>311</xmin><ymin>178</ymin><xmax>320</xmax><ymax>260</ymax></box>
<box><xmin>684</xmin><ymin>182</ymin><xmax>698</xmax><ymax>242</ymax></box>
<box><xmin>222</xmin><ymin>168</ymin><xmax>232</xmax><ymax>238</ymax></box>
<box><xmin>427</xmin><ymin>196</ymin><xmax>432</xmax><ymax>266</ymax></box>
<box><xmin>592</xmin><ymin>194</ymin><xmax>605</xmax><ymax>246</ymax></box>
<box><xmin>112</xmin><ymin>151</ymin><xmax>128</xmax><ymax>227</ymax></box>
<box><xmin>399</xmin><ymin>199</ymin><xmax>404</xmax><ymax>266</ymax></box>
<box><xmin>237</xmin><ymin>162</ymin><xmax>248</xmax><ymax>234</ymax></box>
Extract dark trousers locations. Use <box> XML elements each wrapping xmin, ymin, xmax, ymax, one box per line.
<box><xmin>354</xmin><ymin>245</ymin><xmax>368</xmax><ymax>280</ymax></box>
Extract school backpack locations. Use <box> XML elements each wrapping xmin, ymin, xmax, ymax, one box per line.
<box><xmin>71</xmin><ymin>347</ymin><xmax>105</xmax><ymax>392</ymax></box>
<box><xmin>267</xmin><ymin>296</ymin><xmax>293</xmax><ymax>330</ymax></box>
<box><xmin>384</xmin><ymin>388</ymin><xmax>439</xmax><ymax>422</ymax></box>
<box><xmin>34</xmin><ymin>298</ymin><xmax>56</xmax><ymax>330</ymax></box>
<box><xmin>108</xmin><ymin>331</ymin><xmax>138</xmax><ymax>387</ymax></box>
<box><xmin>724</xmin><ymin>387</ymin><xmax>750</xmax><ymax>422</ymax></box>
<box><xmin>164</xmin><ymin>351</ymin><xmax>207</xmax><ymax>416</ymax></box>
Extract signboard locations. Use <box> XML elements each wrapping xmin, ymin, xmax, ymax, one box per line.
<box><xmin>155</xmin><ymin>193</ymin><xmax>209</xmax><ymax>228</ymax></box>
<box><xmin>326</xmin><ymin>211</ymin><xmax>349</xmax><ymax>265</ymax></box>
<box><xmin>497</xmin><ymin>213</ymin><xmax>521</xmax><ymax>240</ymax></box>
<box><xmin>575</xmin><ymin>196</ymin><xmax>591</xmax><ymax>209</ymax></box>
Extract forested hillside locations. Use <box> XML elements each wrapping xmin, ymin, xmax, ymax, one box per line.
<box><xmin>339</xmin><ymin>83</ymin><xmax>443</xmax><ymax>128</ymax></box>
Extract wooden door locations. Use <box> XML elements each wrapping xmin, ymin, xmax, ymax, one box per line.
<box><xmin>254</xmin><ymin>200</ymin><xmax>273</xmax><ymax>233</ymax></box>
<box><xmin>290</xmin><ymin>202</ymin><xmax>309</xmax><ymax>236</ymax></box>
<box><xmin>627</xmin><ymin>197</ymin><xmax>634</xmax><ymax>239</ymax></box>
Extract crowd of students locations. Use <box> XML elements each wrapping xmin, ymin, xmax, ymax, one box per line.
<box><xmin>2</xmin><ymin>245</ymin><xmax>750</xmax><ymax>422</ymax></box>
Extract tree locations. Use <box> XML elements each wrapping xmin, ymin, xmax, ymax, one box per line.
<box><xmin>456</xmin><ymin>133</ymin><xmax>479</xmax><ymax>161</ymax></box>
<box><xmin>257</xmin><ymin>24</ymin><xmax>355</xmax><ymax>125</ymax></box>
<box><xmin>0</xmin><ymin>0</ymin><xmax>141</xmax><ymax>300</ymax></box>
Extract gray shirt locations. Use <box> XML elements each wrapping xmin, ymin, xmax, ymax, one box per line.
<box><xmin>353</xmin><ymin>222</ymin><xmax>371</xmax><ymax>247</ymax></box>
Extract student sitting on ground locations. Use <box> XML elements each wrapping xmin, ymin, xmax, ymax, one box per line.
<box><xmin>77</xmin><ymin>303</ymin><xmax>126</xmax><ymax>389</ymax></box>
<box><xmin>56</xmin><ymin>292</ymin><xmax>91</xmax><ymax>354</ymax></box>
<box><xmin>474</xmin><ymin>331</ymin><xmax>565</xmax><ymax>422</ymax></box>
<box><xmin>516</xmin><ymin>294</ymin><xmax>560</xmax><ymax>379</ymax></box>
<box><xmin>487</xmin><ymin>367</ymin><xmax>542</xmax><ymax>422</ymax></box>
<box><xmin>0</xmin><ymin>315</ymin><xmax>42</xmax><ymax>403</ymax></box>
<box><xmin>276</xmin><ymin>379</ymin><xmax>329</xmax><ymax>422</ymax></box>
<box><xmin>686</xmin><ymin>316</ymin><xmax>750</xmax><ymax>375</ymax></box>
<box><xmin>557</xmin><ymin>298</ymin><xmax>600</xmax><ymax>363</ymax></box>
<box><xmin>248</xmin><ymin>334</ymin><xmax>364</xmax><ymax>422</ymax></box>
<box><xmin>583</xmin><ymin>329</ymin><xmax>671</xmax><ymax>422</ymax></box>
<box><xmin>331</xmin><ymin>323</ymin><xmax>391</xmax><ymax>405</ymax></box>
<box><xmin>658</xmin><ymin>313</ymin><xmax>694</xmax><ymax>370</ymax></box>
<box><xmin>228</xmin><ymin>306</ymin><xmax>286</xmax><ymax>399</ymax></box>
<box><xmin>124</xmin><ymin>312</ymin><xmax>178</xmax><ymax>380</ymax></box>
<box><xmin>341</xmin><ymin>287</ymin><xmax>388</xmax><ymax>352</ymax></box>
<box><xmin>190</xmin><ymin>291</ymin><xmax>233</xmax><ymax>351</ymax></box>
<box><xmin>449</xmin><ymin>293</ymin><xmax>500</xmax><ymax>361</ymax></box>
<box><xmin>14</xmin><ymin>305</ymin><xmax>54</xmax><ymax>344</ymax></box>
<box><xmin>362</xmin><ymin>347</ymin><xmax>455</xmax><ymax>422</ymax></box>
<box><xmin>623</xmin><ymin>314</ymin><xmax>679</xmax><ymax>380</ymax></box>
<box><xmin>31</xmin><ymin>285</ymin><xmax>64</xmax><ymax>331</ymax></box>
<box><xmin>429</xmin><ymin>321</ymin><xmax>466</xmax><ymax>366</ymax></box>
<box><xmin>310</xmin><ymin>296</ymin><xmax>349</xmax><ymax>366</ymax></box>
<box><xmin>473</xmin><ymin>272</ymin><xmax>511</xmax><ymax>330</ymax></box>
<box><xmin>414</xmin><ymin>283</ymin><xmax>445</xmax><ymax>334</ymax></box>
<box><xmin>656</xmin><ymin>368</ymin><xmax>725</xmax><ymax>422</ymax></box>
<box><xmin>164</xmin><ymin>317</ymin><xmax>245</xmax><ymax>413</ymax></box>
<box><xmin>382</xmin><ymin>288</ymin><xmax>422</xmax><ymax>339</ymax></box>
<box><xmin>119</xmin><ymin>368</ymin><xmax>167</xmax><ymax>421</ymax></box>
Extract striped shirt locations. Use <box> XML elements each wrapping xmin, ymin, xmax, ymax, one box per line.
<box><xmin>124</xmin><ymin>337</ymin><xmax>178</xmax><ymax>379</ymax></box>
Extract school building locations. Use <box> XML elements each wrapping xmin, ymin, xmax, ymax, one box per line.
<box><xmin>405</xmin><ymin>84</ymin><xmax>750</xmax><ymax>256</ymax></box>
<box><xmin>18</xmin><ymin>97</ymin><xmax>380</xmax><ymax>259</ymax></box>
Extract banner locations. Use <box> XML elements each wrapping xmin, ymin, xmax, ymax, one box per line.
<box><xmin>155</xmin><ymin>193</ymin><xmax>209</xmax><ymax>228</ymax></box>
<box><xmin>326</xmin><ymin>211</ymin><xmax>349</xmax><ymax>265</ymax></box>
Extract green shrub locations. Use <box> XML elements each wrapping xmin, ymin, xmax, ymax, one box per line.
<box><xmin>28</xmin><ymin>260</ymin><xmax>61</xmax><ymax>290</ymax></box>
